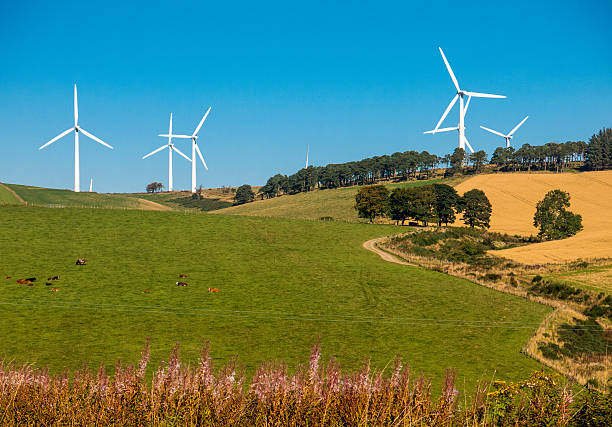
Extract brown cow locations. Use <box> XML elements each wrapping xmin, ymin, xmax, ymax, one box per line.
<box><xmin>179</xmin><ymin>274</ymin><xmax>187</xmax><ymax>278</ymax></box>
<box><xmin>50</xmin><ymin>288</ymin><xmax>59</xmax><ymax>292</ymax></box>
<box><xmin>16</xmin><ymin>279</ymin><xmax>30</xmax><ymax>284</ymax></box>
<box><xmin>208</xmin><ymin>288</ymin><xmax>220</xmax><ymax>293</ymax></box>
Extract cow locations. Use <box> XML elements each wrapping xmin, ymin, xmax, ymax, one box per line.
<box><xmin>25</xmin><ymin>277</ymin><xmax>36</xmax><ymax>282</ymax></box>
<box><xmin>47</xmin><ymin>276</ymin><xmax>59</xmax><ymax>281</ymax></box>
<box><xmin>5</xmin><ymin>276</ymin><xmax>11</xmax><ymax>279</ymax></box>
<box><xmin>16</xmin><ymin>279</ymin><xmax>30</xmax><ymax>284</ymax></box>
<box><xmin>179</xmin><ymin>274</ymin><xmax>187</xmax><ymax>278</ymax></box>
<box><xmin>142</xmin><ymin>290</ymin><xmax>151</xmax><ymax>293</ymax></box>
<box><xmin>76</xmin><ymin>258</ymin><xmax>86</xmax><ymax>265</ymax></box>
<box><xmin>208</xmin><ymin>288</ymin><xmax>220</xmax><ymax>293</ymax></box>
<box><xmin>176</xmin><ymin>282</ymin><xmax>188</xmax><ymax>287</ymax></box>
<box><xmin>45</xmin><ymin>282</ymin><xmax>53</xmax><ymax>286</ymax></box>
<box><xmin>50</xmin><ymin>288</ymin><xmax>59</xmax><ymax>292</ymax></box>
<box><xmin>27</xmin><ymin>283</ymin><xmax>34</xmax><ymax>287</ymax></box>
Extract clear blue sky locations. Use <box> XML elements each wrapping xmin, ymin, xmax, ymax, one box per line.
<box><xmin>0</xmin><ymin>0</ymin><xmax>610</xmax><ymax>192</ymax></box>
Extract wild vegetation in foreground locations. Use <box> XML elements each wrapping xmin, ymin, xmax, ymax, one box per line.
<box><xmin>0</xmin><ymin>205</ymin><xmax>549</xmax><ymax>392</ymax></box>
<box><xmin>1</xmin><ymin>341</ymin><xmax>610</xmax><ymax>426</ymax></box>
<box><xmin>380</xmin><ymin>227</ymin><xmax>612</xmax><ymax>391</ymax></box>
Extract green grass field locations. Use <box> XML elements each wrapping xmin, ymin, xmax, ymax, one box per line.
<box><xmin>4</xmin><ymin>183</ymin><xmax>159</xmax><ymax>210</ymax></box>
<box><xmin>0</xmin><ymin>204</ymin><xmax>550</xmax><ymax>390</ymax></box>
<box><xmin>544</xmin><ymin>264</ymin><xmax>612</xmax><ymax>295</ymax></box>
<box><xmin>0</xmin><ymin>184</ymin><xmax>22</xmax><ymax>204</ymax></box>
<box><xmin>128</xmin><ymin>191</ymin><xmax>232</xmax><ymax>212</ymax></box>
<box><xmin>213</xmin><ymin>179</ymin><xmax>445</xmax><ymax>222</ymax></box>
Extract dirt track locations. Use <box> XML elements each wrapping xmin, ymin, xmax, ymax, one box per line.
<box><xmin>362</xmin><ymin>237</ymin><xmax>412</xmax><ymax>265</ymax></box>
<box><xmin>454</xmin><ymin>171</ymin><xmax>612</xmax><ymax>264</ymax></box>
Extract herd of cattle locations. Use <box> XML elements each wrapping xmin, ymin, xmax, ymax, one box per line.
<box><xmin>7</xmin><ymin>259</ymin><xmax>220</xmax><ymax>294</ymax></box>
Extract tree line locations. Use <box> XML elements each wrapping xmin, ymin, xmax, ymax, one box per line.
<box><xmin>258</xmin><ymin>127</ymin><xmax>610</xmax><ymax>199</ymax></box>
<box><xmin>354</xmin><ymin>184</ymin><xmax>492</xmax><ymax>229</ymax></box>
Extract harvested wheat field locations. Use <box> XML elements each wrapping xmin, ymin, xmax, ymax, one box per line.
<box><xmin>454</xmin><ymin>171</ymin><xmax>612</xmax><ymax>264</ymax></box>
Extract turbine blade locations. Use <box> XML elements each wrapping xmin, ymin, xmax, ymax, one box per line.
<box><xmin>193</xmin><ymin>106</ymin><xmax>212</xmax><ymax>136</ymax></box>
<box><xmin>78</xmin><ymin>127</ymin><xmax>113</xmax><ymax>149</ymax></box>
<box><xmin>40</xmin><ymin>128</ymin><xmax>73</xmax><ymax>149</ymax></box>
<box><xmin>168</xmin><ymin>113</ymin><xmax>173</xmax><ymax>142</ymax></box>
<box><xmin>480</xmin><ymin>126</ymin><xmax>507</xmax><ymax>138</ymax></box>
<box><xmin>195</xmin><ymin>144</ymin><xmax>208</xmax><ymax>170</ymax></box>
<box><xmin>438</xmin><ymin>47</ymin><xmax>460</xmax><ymax>92</ymax></box>
<box><xmin>463</xmin><ymin>91</ymin><xmax>506</xmax><ymax>99</ymax></box>
<box><xmin>433</xmin><ymin>94</ymin><xmax>458</xmax><ymax>132</ymax></box>
<box><xmin>172</xmin><ymin>145</ymin><xmax>191</xmax><ymax>162</ymax></box>
<box><xmin>142</xmin><ymin>144</ymin><xmax>168</xmax><ymax>159</ymax></box>
<box><xmin>463</xmin><ymin>95</ymin><xmax>472</xmax><ymax>115</ymax></box>
<box><xmin>424</xmin><ymin>126</ymin><xmax>458</xmax><ymax>134</ymax></box>
<box><xmin>158</xmin><ymin>134</ymin><xmax>192</xmax><ymax>139</ymax></box>
<box><xmin>464</xmin><ymin>136</ymin><xmax>475</xmax><ymax>153</ymax></box>
<box><xmin>508</xmin><ymin>115</ymin><xmax>529</xmax><ymax>137</ymax></box>
<box><xmin>74</xmin><ymin>84</ymin><xmax>78</xmax><ymax>126</ymax></box>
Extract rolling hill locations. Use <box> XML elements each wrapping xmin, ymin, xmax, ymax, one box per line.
<box><xmin>0</xmin><ymin>205</ymin><xmax>549</xmax><ymax>390</ymax></box>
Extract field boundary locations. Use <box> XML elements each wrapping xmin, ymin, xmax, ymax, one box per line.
<box><xmin>0</xmin><ymin>183</ymin><xmax>25</xmax><ymax>204</ymax></box>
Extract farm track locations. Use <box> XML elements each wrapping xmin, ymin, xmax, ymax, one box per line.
<box><xmin>362</xmin><ymin>237</ymin><xmax>413</xmax><ymax>266</ymax></box>
<box><xmin>0</xmin><ymin>183</ymin><xmax>25</xmax><ymax>204</ymax></box>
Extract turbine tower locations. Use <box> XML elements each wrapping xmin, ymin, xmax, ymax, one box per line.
<box><xmin>306</xmin><ymin>144</ymin><xmax>309</xmax><ymax>168</ymax></box>
<box><xmin>424</xmin><ymin>47</ymin><xmax>506</xmax><ymax>153</ymax></box>
<box><xmin>480</xmin><ymin>116</ymin><xmax>529</xmax><ymax>148</ymax></box>
<box><xmin>162</xmin><ymin>107</ymin><xmax>211</xmax><ymax>193</ymax></box>
<box><xmin>39</xmin><ymin>84</ymin><xmax>113</xmax><ymax>192</ymax></box>
<box><xmin>143</xmin><ymin>113</ymin><xmax>191</xmax><ymax>191</ymax></box>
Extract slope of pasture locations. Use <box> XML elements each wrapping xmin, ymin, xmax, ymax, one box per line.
<box><xmin>0</xmin><ymin>205</ymin><xmax>549</xmax><ymax>389</ymax></box>
<box><xmin>5</xmin><ymin>183</ymin><xmax>169</xmax><ymax>210</ymax></box>
<box><xmin>213</xmin><ymin>179</ymin><xmax>443</xmax><ymax>222</ymax></box>
<box><xmin>454</xmin><ymin>171</ymin><xmax>612</xmax><ymax>264</ymax></box>
<box><xmin>0</xmin><ymin>183</ymin><xmax>23</xmax><ymax>204</ymax></box>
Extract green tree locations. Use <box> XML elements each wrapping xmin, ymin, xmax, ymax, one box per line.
<box><xmin>354</xmin><ymin>185</ymin><xmax>389</xmax><ymax>222</ymax></box>
<box><xmin>449</xmin><ymin>148</ymin><xmax>466</xmax><ymax>174</ymax></box>
<box><xmin>533</xmin><ymin>189</ymin><xmax>583</xmax><ymax>240</ymax></box>
<box><xmin>462</xmin><ymin>189</ymin><xmax>492</xmax><ymax>229</ymax></box>
<box><xmin>469</xmin><ymin>150</ymin><xmax>487</xmax><ymax>172</ymax></box>
<box><xmin>433</xmin><ymin>183</ymin><xmax>460</xmax><ymax>226</ymax></box>
<box><xmin>389</xmin><ymin>187</ymin><xmax>412</xmax><ymax>225</ymax></box>
<box><xmin>585</xmin><ymin>128</ymin><xmax>612</xmax><ymax>170</ymax></box>
<box><xmin>234</xmin><ymin>184</ymin><xmax>255</xmax><ymax>205</ymax></box>
<box><xmin>411</xmin><ymin>185</ymin><xmax>436</xmax><ymax>226</ymax></box>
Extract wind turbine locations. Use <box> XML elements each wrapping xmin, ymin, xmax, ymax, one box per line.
<box><xmin>89</xmin><ymin>178</ymin><xmax>93</xmax><ymax>192</ymax></box>
<box><xmin>143</xmin><ymin>113</ymin><xmax>191</xmax><ymax>192</ymax></box>
<box><xmin>480</xmin><ymin>116</ymin><xmax>529</xmax><ymax>148</ymax></box>
<box><xmin>162</xmin><ymin>107</ymin><xmax>211</xmax><ymax>193</ymax></box>
<box><xmin>424</xmin><ymin>47</ymin><xmax>506</xmax><ymax>153</ymax></box>
<box><xmin>306</xmin><ymin>144</ymin><xmax>309</xmax><ymax>168</ymax></box>
<box><xmin>39</xmin><ymin>84</ymin><xmax>113</xmax><ymax>192</ymax></box>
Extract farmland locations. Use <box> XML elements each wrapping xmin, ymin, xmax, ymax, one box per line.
<box><xmin>213</xmin><ymin>179</ymin><xmax>446</xmax><ymax>222</ymax></box>
<box><xmin>454</xmin><ymin>171</ymin><xmax>612</xmax><ymax>264</ymax></box>
<box><xmin>0</xmin><ymin>204</ymin><xmax>549</xmax><ymax>390</ymax></box>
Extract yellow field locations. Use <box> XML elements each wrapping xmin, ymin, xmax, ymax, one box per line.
<box><xmin>454</xmin><ymin>171</ymin><xmax>612</xmax><ymax>264</ymax></box>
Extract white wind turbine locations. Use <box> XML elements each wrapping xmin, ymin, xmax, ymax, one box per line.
<box><xmin>306</xmin><ymin>144</ymin><xmax>309</xmax><ymax>168</ymax></box>
<box><xmin>424</xmin><ymin>47</ymin><xmax>506</xmax><ymax>153</ymax></box>
<box><xmin>161</xmin><ymin>107</ymin><xmax>211</xmax><ymax>193</ymax></box>
<box><xmin>143</xmin><ymin>113</ymin><xmax>192</xmax><ymax>192</ymax></box>
<box><xmin>39</xmin><ymin>84</ymin><xmax>113</xmax><ymax>192</ymax></box>
<box><xmin>480</xmin><ymin>116</ymin><xmax>529</xmax><ymax>148</ymax></box>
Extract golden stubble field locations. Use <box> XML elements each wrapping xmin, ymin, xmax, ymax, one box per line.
<box><xmin>454</xmin><ymin>171</ymin><xmax>612</xmax><ymax>264</ymax></box>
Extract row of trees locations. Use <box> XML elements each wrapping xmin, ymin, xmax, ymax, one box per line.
<box><xmin>259</xmin><ymin>128</ymin><xmax>610</xmax><ymax>200</ymax></box>
<box><xmin>354</xmin><ymin>184</ymin><xmax>492</xmax><ymax>229</ymax></box>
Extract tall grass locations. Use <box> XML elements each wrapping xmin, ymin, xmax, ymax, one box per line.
<box><xmin>1</xmin><ymin>341</ymin><xmax>603</xmax><ymax>425</ymax></box>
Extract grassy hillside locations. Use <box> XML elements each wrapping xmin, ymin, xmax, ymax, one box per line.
<box><xmin>129</xmin><ymin>191</ymin><xmax>232</xmax><ymax>212</ymax></box>
<box><xmin>213</xmin><ymin>179</ymin><xmax>445</xmax><ymax>222</ymax></box>
<box><xmin>0</xmin><ymin>183</ymin><xmax>23</xmax><ymax>204</ymax></box>
<box><xmin>4</xmin><ymin>183</ymin><xmax>168</xmax><ymax>210</ymax></box>
<box><xmin>454</xmin><ymin>171</ymin><xmax>612</xmax><ymax>264</ymax></box>
<box><xmin>0</xmin><ymin>205</ymin><xmax>549</xmax><ymax>389</ymax></box>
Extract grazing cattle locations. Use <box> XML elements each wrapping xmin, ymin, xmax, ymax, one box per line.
<box><xmin>47</xmin><ymin>276</ymin><xmax>59</xmax><ymax>281</ymax></box>
<box><xmin>45</xmin><ymin>282</ymin><xmax>53</xmax><ymax>286</ymax></box>
<box><xmin>50</xmin><ymin>288</ymin><xmax>59</xmax><ymax>292</ymax></box>
<box><xmin>142</xmin><ymin>290</ymin><xmax>151</xmax><ymax>293</ymax></box>
<box><xmin>25</xmin><ymin>277</ymin><xmax>36</xmax><ymax>282</ymax></box>
<box><xmin>27</xmin><ymin>283</ymin><xmax>34</xmax><ymax>287</ymax></box>
<box><xmin>179</xmin><ymin>274</ymin><xmax>187</xmax><ymax>278</ymax></box>
<box><xmin>208</xmin><ymin>288</ymin><xmax>220</xmax><ymax>293</ymax></box>
<box><xmin>16</xmin><ymin>279</ymin><xmax>30</xmax><ymax>284</ymax></box>
<box><xmin>6</xmin><ymin>276</ymin><xmax>12</xmax><ymax>279</ymax></box>
<box><xmin>176</xmin><ymin>282</ymin><xmax>188</xmax><ymax>287</ymax></box>
<box><xmin>76</xmin><ymin>258</ymin><xmax>87</xmax><ymax>265</ymax></box>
